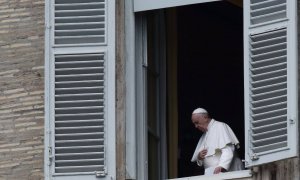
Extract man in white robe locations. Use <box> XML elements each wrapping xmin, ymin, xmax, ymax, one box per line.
<box><xmin>191</xmin><ymin>108</ymin><xmax>243</xmax><ymax>175</ymax></box>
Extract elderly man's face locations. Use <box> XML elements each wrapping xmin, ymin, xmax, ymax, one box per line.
<box><xmin>191</xmin><ymin>114</ymin><xmax>208</xmax><ymax>132</ymax></box>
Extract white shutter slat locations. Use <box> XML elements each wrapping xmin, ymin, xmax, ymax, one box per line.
<box><xmin>55</xmin><ymin>93</ymin><xmax>103</xmax><ymax>102</ymax></box>
<box><xmin>56</xmin><ymin>139</ymin><xmax>103</xmax><ymax>144</ymax></box>
<box><xmin>253</xmin><ymin>134</ymin><xmax>287</xmax><ymax>145</ymax></box>
<box><xmin>54</xmin><ymin>0</ymin><xmax>106</xmax><ymax>45</ymax></box>
<box><xmin>251</xmin><ymin>0</ymin><xmax>285</xmax><ymax>8</ymax></box>
<box><xmin>55</xmin><ymin>80</ymin><xmax>104</xmax><ymax>89</ymax></box>
<box><xmin>55</xmin><ymin>132</ymin><xmax>104</xmax><ymax>140</ymax></box>
<box><xmin>250</xmin><ymin>0</ymin><xmax>286</xmax><ymax>25</ymax></box>
<box><xmin>252</xmin><ymin>87</ymin><xmax>286</xmax><ymax>98</ymax></box>
<box><xmin>55</xmin><ymin>126</ymin><xmax>104</xmax><ymax>134</ymax></box>
<box><xmin>55</xmin><ymin>145</ymin><xmax>104</xmax><ymax>150</ymax></box>
<box><xmin>253</xmin><ymin>127</ymin><xmax>286</xmax><ymax>138</ymax></box>
<box><xmin>55</xmin><ymin>73</ymin><xmax>104</xmax><ymax>80</ymax></box>
<box><xmin>54</xmin><ymin>53</ymin><xmax>106</xmax><ymax>174</ymax></box>
<box><xmin>56</xmin><ymin>99</ymin><xmax>103</xmax><ymax>105</ymax></box>
<box><xmin>251</xmin><ymin>42</ymin><xmax>286</xmax><ymax>54</ymax></box>
<box><xmin>251</xmin><ymin>36</ymin><xmax>286</xmax><ymax>47</ymax></box>
<box><xmin>55</xmin><ymin>165</ymin><xmax>104</xmax><ymax>174</ymax></box>
<box><xmin>55</xmin><ymin>59</ymin><xmax>104</xmax><ymax>64</ymax></box>
<box><xmin>252</xmin><ymin>141</ymin><xmax>288</xmax><ymax>154</ymax></box>
<box><xmin>56</xmin><ymin>159</ymin><xmax>104</xmax><ymax>167</ymax></box>
<box><xmin>251</xmin><ymin>81</ymin><xmax>285</xmax><ymax>91</ymax></box>
<box><xmin>55</xmin><ymin>112</ymin><xmax>103</xmax><ymax>118</ymax></box>
<box><xmin>56</xmin><ymin>66</ymin><xmax>103</xmax><ymax>72</ymax></box>
<box><xmin>55</xmin><ymin>2</ymin><xmax>105</xmax><ymax>8</ymax></box>
<box><xmin>252</xmin><ymin>102</ymin><xmax>287</xmax><ymax>113</ymax></box>
<box><xmin>56</xmin><ymin>119</ymin><xmax>104</xmax><ymax>125</ymax></box>
<box><xmin>252</xmin><ymin>114</ymin><xmax>285</xmax><ymax>124</ymax></box>
<box><xmin>250</xmin><ymin>55</ymin><xmax>286</xmax><ymax>66</ymax></box>
<box><xmin>251</xmin><ymin>4</ymin><xmax>286</xmax><ymax>17</ymax></box>
<box><xmin>252</xmin><ymin>97</ymin><xmax>286</xmax><ymax>109</ymax></box>
<box><xmin>252</xmin><ymin>121</ymin><xmax>286</xmax><ymax>131</ymax></box>
<box><xmin>56</xmin><ymin>152</ymin><xmax>103</xmax><ymax>157</ymax></box>
<box><xmin>55</xmin><ymin>28</ymin><xmax>105</xmax><ymax>36</ymax></box>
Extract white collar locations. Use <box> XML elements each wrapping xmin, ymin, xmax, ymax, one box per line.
<box><xmin>207</xmin><ymin>119</ymin><xmax>215</xmax><ymax>131</ymax></box>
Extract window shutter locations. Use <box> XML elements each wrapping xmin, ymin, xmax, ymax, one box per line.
<box><xmin>244</xmin><ymin>0</ymin><xmax>298</xmax><ymax>167</ymax></box>
<box><xmin>45</xmin><ymin>0</ymin><xmax>115</xmax><ymax>179</ymax></box>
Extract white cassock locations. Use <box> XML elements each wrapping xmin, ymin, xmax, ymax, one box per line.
<box><xmin>191</xmin><ymin>119</ymin><xmax>243</xmax><ymax>175</ymax></box>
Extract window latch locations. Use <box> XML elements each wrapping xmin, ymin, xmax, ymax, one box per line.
<box><xmin>250</xmin><ymin>154</ymin><xmax>259</xmax><ymax>160</ymax></box>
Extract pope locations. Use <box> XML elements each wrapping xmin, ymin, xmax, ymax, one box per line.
<box><xmin>190</xmin><ymin>108</ymin><xmax>243</xmax><ymax>175</ymax></box>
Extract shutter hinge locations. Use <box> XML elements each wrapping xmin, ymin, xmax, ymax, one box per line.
<box><xmin>45</xmin><ymin>24</ymin><xmax>52</xmax><ymax>30</ymax></box>
<box><xmin>250</xmin><ymin>153</ymin><xmax>259</xmax><ymax>161</ymax></box>
<box><xmin>48</xmin><ymin>146</ymin><xmax>53</xmax><ymax>166</ymax></box>
<box><xmin>289</xmin><ymin>119</ymin><xmax>295</xmax><ymax>124</ymax></box>
<box><xmin>242</xmin><ymin>159</ymin><xmax>249</xmax><ymax>167</ymax></box>
<box><xmin>95</xmin><ymin>167</ymin><xmax>107</xmax><ymax>177</ymax></box>
<box><xmin>142</xmin><ymin>62</ymin><xmax>148</xmax><ymax>68</ymax></box>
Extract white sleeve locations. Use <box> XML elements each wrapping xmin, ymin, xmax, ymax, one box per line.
<box><xmin>218</xmin><ymin>144</ymin><xmax>234</xmax><ymax>170</ymax></box>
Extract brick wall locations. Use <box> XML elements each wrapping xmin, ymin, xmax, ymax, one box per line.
<box><xmin>0</xmin><ymin>0</ymin><xmax>44</xmax><ymax>179</ymax></box>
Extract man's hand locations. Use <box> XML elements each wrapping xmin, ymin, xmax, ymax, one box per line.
<box><xmin>213</xmin><ymin>166</ymin><xmax>227</xmax><ymax>174</ymax></box>
<box><xmin>197</xmin><ymin>149</ymin><xmax>207</xmax><ymax>160</ymax></box>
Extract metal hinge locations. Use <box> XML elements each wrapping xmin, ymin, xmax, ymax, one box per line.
<box><xmin>95</xmin><ymin>167</ymin><xmax>107</xmax><ymax>178</ymax></box>
<box><xmin>48</xmin><ymin>146</ymin><xmax>53</xmax><ymax>166</ymax></box>
<box><xmin>289</xmin><ymin>119</ymin><xmax>295</xmax><ymax>124</ymax></box>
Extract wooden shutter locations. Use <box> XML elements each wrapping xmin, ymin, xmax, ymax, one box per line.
<box><xmin>244</xmin><ymin>0</ymin><xmax>298</xmax><ymax>167</ymax></box>
<box><xmin>45</xmin><ymin>0</ymin><xmax>115</xmax><ymax>179</ymax></box>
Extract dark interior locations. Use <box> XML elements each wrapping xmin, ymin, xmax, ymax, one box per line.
<box><xmin>176</xmin><ymin>1</ymin><xmax>244</xmax><ymax>177</ymax></box>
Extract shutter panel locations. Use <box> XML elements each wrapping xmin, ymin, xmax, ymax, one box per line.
<box><xmin>244</xmin><ymin>0</ymin><xmax>298</xmax><ymax>167</ymax></box>
<box><xmin>54</xmin><ymin>53</ymin><xmax>106</xmax><ymax>174</ymax></box>
<box><xmin>45</xmin><ymin>0</ymin><xmax>115</xmax><ymax>179</ymax></box>
<box><xmin>54</xmin><ymin>0</ymin><xmax>106</xmax><ymax>45</ymax></box>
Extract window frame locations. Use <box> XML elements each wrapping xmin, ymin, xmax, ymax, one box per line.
<box><xmin>133</xmin><ymin>0</ymin><xmax>220</xmax><ymax>12</ymax></box>
<box><xmin>127</xmin><ymin>0</ymin><xmax>299</xmax><ymax>179</ymax></box>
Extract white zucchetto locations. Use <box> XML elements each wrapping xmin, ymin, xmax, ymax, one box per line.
<box><xmin>192</xmin><ymin>108</ymin><xmax>208</xmax><ymax>114</ymax></box>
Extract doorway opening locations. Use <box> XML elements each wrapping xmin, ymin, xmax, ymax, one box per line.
<box><xmin>142</xmin><ymin>1</ymin><xmax>244</xmax><ymax>178</ymax></box>
<box><xmin>175</xmin><ymin>2</ymin><xmax>244</xmax><ymax>177</ymax></box>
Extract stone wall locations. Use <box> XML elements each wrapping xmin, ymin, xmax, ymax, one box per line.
<box><xmin>0</xmin><ymin>0</ymin><xmax>44</xmax><ymax>179</ymax></box>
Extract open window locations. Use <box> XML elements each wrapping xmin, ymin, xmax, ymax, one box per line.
<box><xmin>134</xmin><ymin>0</ymin><xmax>298</xmax><ymax>179</ymax></box>
<box><xmin>136</xmin><ymin>1</ymin><xmax>245</xmax><ymax>179</ymax></box>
